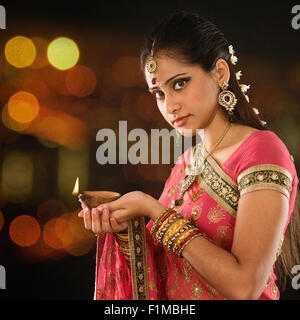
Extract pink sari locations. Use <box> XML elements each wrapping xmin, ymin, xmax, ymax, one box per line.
<box><xmin>94</xmin><ymin>130</ymin><xmax>299</xmax><ymax>300</ymax></box>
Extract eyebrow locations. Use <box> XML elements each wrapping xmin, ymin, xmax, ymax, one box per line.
<box><xmin>148</xmin><ymin>73</ymin><xmax>188</xmax><ymax>91</ymax></box>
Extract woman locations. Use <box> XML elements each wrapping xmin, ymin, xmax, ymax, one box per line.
<box><xmin>79</xmin><ymin>11</ymin><xmax>300</xmax><ymax>300</ymax></box>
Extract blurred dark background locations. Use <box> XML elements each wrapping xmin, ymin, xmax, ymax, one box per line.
<box><xmin>0</xmin><ymin>0</ymin><xmax>299</xmax><ymax>300</ymax></box>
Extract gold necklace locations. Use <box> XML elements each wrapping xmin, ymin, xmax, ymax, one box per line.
<box><xmin>174</xmin><ymin>121</ymin><xmax>232</xmax><ymax>206</ymax></box>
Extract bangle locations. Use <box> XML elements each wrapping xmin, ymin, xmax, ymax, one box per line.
<box><xmin>162</xmin><ymin>218</ymin><xmax>189</xmax><ymax>247</ymax></box>
<box><xmin>155</xmin><ymin>212</ymin><xmax>182</xmax><ymax>242</ymax></box>
<box><xmin>177</xmin><ymin>232</ymin><xmax>203</xmax><ymax>257</ymax></box>
<box><xmin>115</xmin><ymin>232</ymin><xmax>129</xmax><ymax>241</ymax></box>
<box><xmin>167</xmin><ymin>224</ymin><xmax>195</xmax><ymax>252</ymax></box>
<box><xmin>150</xmin><ymin>207</ymin><xmax>175</xmax><ymax>236</ymax></box>
<box><xmin>115</xmin><ymin>232</ymin><xmax>130</xmax><ymax>257</ymax></box>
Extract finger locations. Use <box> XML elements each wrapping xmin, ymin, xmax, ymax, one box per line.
<box><xmin>101</xmin><ymin>208</ymin><xmax>113</xmax><ymax>233</ymax></box>
<box><xmin>111</xmin><ymin>209</ymin><xmax>128</xmax><ymax>224</ymax></box>
<box><xmin>91</xmin><ymin>208</ymin><xmax>102</xmax><ymax>234</ymax></box>
<box><xmin>96</xmin><ymin>195</ymin><xmax>123</xmax><ymax>213</ymax></box>
<box><xmin>110</xmin><ymin>217</ymin><xmax>128</xmax><ymax>233</ymax></box>
<box><xmin>83</xmin><ymin>207</ymin><xmax>92</xmax><ymax>230</ymax></box>
<box><xmin>78</xmin><ymin>209</ymin><xmax>84</xmax><ymax>218</ymax></box>
<box><xmin>80</xmin><ymin>201</ymin><xmax>89</xmax><ymax>210</ymax></box>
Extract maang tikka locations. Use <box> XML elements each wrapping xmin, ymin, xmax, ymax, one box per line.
<box><xmin>146</xmin><ymin>40</ymin><xmax>158</xmax><ymax>73</ymax></box>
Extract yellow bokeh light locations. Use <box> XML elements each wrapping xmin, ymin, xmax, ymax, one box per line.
<box><xmin>2</xmin><ymin>151</ymin><xmax>34</xmax><ymax>203</ymax></box>
<box><xmin>47</xmin><ymin>37</ymin><xmax>80</xmax><ymax>70</ymax></box>
<box><xmin>8</xmin><ymin>91</ymin><xmax>40</xmax><ymax>124</ymax></box>
<box><xmin>5</xmin><ymin>36</ymin><xmax>37</xmax><ymax>68</ymax></box>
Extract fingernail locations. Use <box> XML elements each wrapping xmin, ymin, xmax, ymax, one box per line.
<box><xmin>98</xmin><ymin>206</ymin><xmax>103</xmax><ymax>211</ymax></box>
<box><xmin>84</xmin><ymin>208</ymin><xmax>89</xmax><ymax>214</ymax></box>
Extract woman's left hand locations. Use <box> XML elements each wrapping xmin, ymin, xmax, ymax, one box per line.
<box><xmin>99</xmin><ymin>191</ymin><xmax>165</xmax><ymax>222</ymax></box>
<box><xmin>86</xmin><ymin>191</ymin><xmax>165</xmax><ymax>234</ymax></box>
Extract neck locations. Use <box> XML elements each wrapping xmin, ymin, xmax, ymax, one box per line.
<box><xmin>200</xmin><ymin>109</ymin><xmax>231</xmax><ymax>151</ymax></box>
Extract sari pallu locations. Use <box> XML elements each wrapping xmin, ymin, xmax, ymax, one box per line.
<box><xmin>94</xmin><ymin>130</ymin><xmax>299</xmax><ymax>300</ymax></box>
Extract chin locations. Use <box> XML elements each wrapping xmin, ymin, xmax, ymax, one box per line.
<box><xmin>179</xmin><ymin>127</ymin><xmax>197</xmax><ymax>137</ymax></box>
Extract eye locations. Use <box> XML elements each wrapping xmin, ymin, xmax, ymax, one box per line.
<box><xmin>173</xmin><ymin>78</ymin><xmax>190</xmax><ymax>91</ymax></box>
<box><xmin>154</xmin><ymin>91</ymin><xmax>164</xmax><ymax>100</ymax></box>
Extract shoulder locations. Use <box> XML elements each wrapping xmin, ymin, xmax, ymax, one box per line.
<box><xmin>236</xmin><ymin>130</ymin><xmax>298</xmax><ymax>200</ymax></box>
<box><xmin>238</xmin><ymin>130</ymin><xmax>294</xmax><ymax>169</ymax></box>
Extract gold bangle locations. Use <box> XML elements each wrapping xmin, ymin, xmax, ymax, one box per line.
<box><xmin>162</xmin><ymin>218</ymin><xmax>189</xmax><ymax>247</ymax></box>
<box><xmin>150</xmin><ymin>207</ymin><xmax>175</xmax><ymax>235</ymax></box>
<box><xmin>177</xmin><ymin>233</ymin><xmax>203</xmax><ymax>257</ymax></box>
<box><xmin>155</xmin><ymin>213</ymin><xmax>181</xmax><ymax>242</ymax></box>
<box><xmin>171</xmin><ymin>227</ymin><xmax>197</xmax><ymax>253</ymax></box>
<box><xmin>115</xmin><ymin>232</ymin><xmax>129</xmax><ymax>241</ymax></box>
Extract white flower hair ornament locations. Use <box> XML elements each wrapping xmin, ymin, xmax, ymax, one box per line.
<box><xmin>227</xmin><ymin>45</ymin><xmax>267</xmax><ymax>127</ymax></box>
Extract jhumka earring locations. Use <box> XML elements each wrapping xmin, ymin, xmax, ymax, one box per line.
<box><xmin>218</xmin><ymin>81</ymin><xmax>237</xmax><ymax>123</ymax></box>
<box><xmin>146</xmin><ymin>40</ymin><xmax>158</xmax><ymax>73</ymax></box>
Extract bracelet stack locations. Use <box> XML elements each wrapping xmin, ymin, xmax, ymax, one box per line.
<box><xmin>115</xmin><ymin>232</ymin><xmax>130</xmax><ymax>257</ymax></box>
<box><xmin>150</xmin><ymin>207</ymin><xmax>203</xmax><ymax>257</ymax></box>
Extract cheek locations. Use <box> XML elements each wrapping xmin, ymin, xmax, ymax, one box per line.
<box><xmin>191</xmin><ymin>80</ymin><xmax>218</xmax><ymax>108</ymax></box>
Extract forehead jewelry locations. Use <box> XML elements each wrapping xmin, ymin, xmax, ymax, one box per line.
<box><xmin>146</xmin><ymin>40</ymin><xmax>158</xmax><ymax>73</ymax></box>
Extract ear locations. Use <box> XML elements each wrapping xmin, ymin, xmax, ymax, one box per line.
<box><xmin>212</xmin><ymin>58</ymin><xmax>230</xmax><ymax>86</ymax></box>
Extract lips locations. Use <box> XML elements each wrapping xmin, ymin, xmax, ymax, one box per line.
<box><xmin>172</xmin><ymin>115</ymin><xmax>191</xmax><ymax>127</ymax></box>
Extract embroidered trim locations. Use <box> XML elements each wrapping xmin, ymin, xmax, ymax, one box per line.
<box><xmin>237</xmin><ymin>164</ymin><xmax>292</xmax><ymax>199</ymax></box>
<box><xmin>196</xmin><ymin>154</ymin><xmax>239</xmax><ymax>218</ymax></box>
<box><xmin>128</xmin><ymin>217</ymin><xmax>149</xmax><ymax>300</ymax></box>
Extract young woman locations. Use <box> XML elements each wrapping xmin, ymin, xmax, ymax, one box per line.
<box><xmin>79</xmin><ymin>11</ymin><xmax>300</xmax><ymax>300</ymax></box>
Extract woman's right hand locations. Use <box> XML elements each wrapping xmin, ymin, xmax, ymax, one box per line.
<box><xmin>78</xmin><ymin>201</ymin><xmax>128</xmax><ymax>235</ymax></box>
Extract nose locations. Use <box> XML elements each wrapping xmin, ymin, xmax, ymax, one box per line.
<box><xmin>165</xmin><ymin>93</ymin><xmax>181</xmax><ymax>114</ymax></box>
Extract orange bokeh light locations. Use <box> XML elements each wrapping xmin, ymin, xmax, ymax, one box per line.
<box><xmin>9</xmin><ymin>215</ymin><xmax>41</xmax><ymax>247</ymax></box>
<box><xmin>8</xmin><ymin>91</ymin><xmax>40</xmax><ymax>124</ymax></box>
<box><xmin>66</xmin><ymin>65</ymin><xmax>97</xmax><ymax>97</ymax></box>
<box><xmin>42</xmin><ymin>213</ymin><xmax>94</xmax><ymax>256</ymax></box>
<box><xmin>43</xmin><ymin>217</ymin><xmax>68</xmax><ymax>250</ymax></box>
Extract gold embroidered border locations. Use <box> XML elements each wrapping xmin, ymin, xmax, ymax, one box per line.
<box><xmin>93</xmin><ymin>237</ymin><xmax>99</xmax><ymax>300</ymax></box>
<box><xmin>128</xmin><ymin>217</ymin><xmax>149</xmax><ymax>300</ymax></box>
<box><xmin>237</xmin><ymin>164</ymin><xmax>292</xmax><ymax>199</ymax></box>
<box><xmin>196</xmin><ymin>153</ymin><xmax>239</xmax><ymax>218</ymax></box>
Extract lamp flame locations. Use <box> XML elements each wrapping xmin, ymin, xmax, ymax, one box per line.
<box><xmin>72</xmin><ymin>177</ymin><xmax>79</xmax><ymax>195</ymax></box>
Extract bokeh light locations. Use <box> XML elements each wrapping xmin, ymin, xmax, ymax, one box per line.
<box><xmin>42</xmin><ymin>217</ymin><xmax>67</xmax><ymax>250</ymax></box>
<box><xmin>47</xmin><ymin>37</ymin><xmax>80</xmax><ymax>70</ymax></box>
<box><xmin>37</xmin><ymin>199</ymin><xmax>67</xmax><ymax>225</ymax></box>
<box><xmin>33</xmin><ymin>109</ymin><xmax>87</xmax><ymax>149</ymax></box>
<box><xmin>7</xmin><ymin>91</ymin><xmax>40</xmax><ymax>124</ymax></box>
<box><xmin>1</xmin><ymin>103</ymin><xmax>31</xmax><ymax>132</ymax></box>
<box><xmin>65</xmin><ymin>65</ymin><xmax>97</xmax><ymax>97</ymax></box>
<box><xmin>5</xmin><ymin>36</ymin><xmax>37</xmax><ymax>68</ymax></box>
<box><xmin>42</xmin><ymin>212</ymin><xmax>94</xmax><ymax>256</ymax></box>
<box><xmin>2</xmin><ymin>151</ymin><xmax>34</xmax><ymax>203</ymax></box>
<box><xmin>9</xmin><ymin>215</ymin><xmax>41</xmax><ymax>247</ymax></box>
